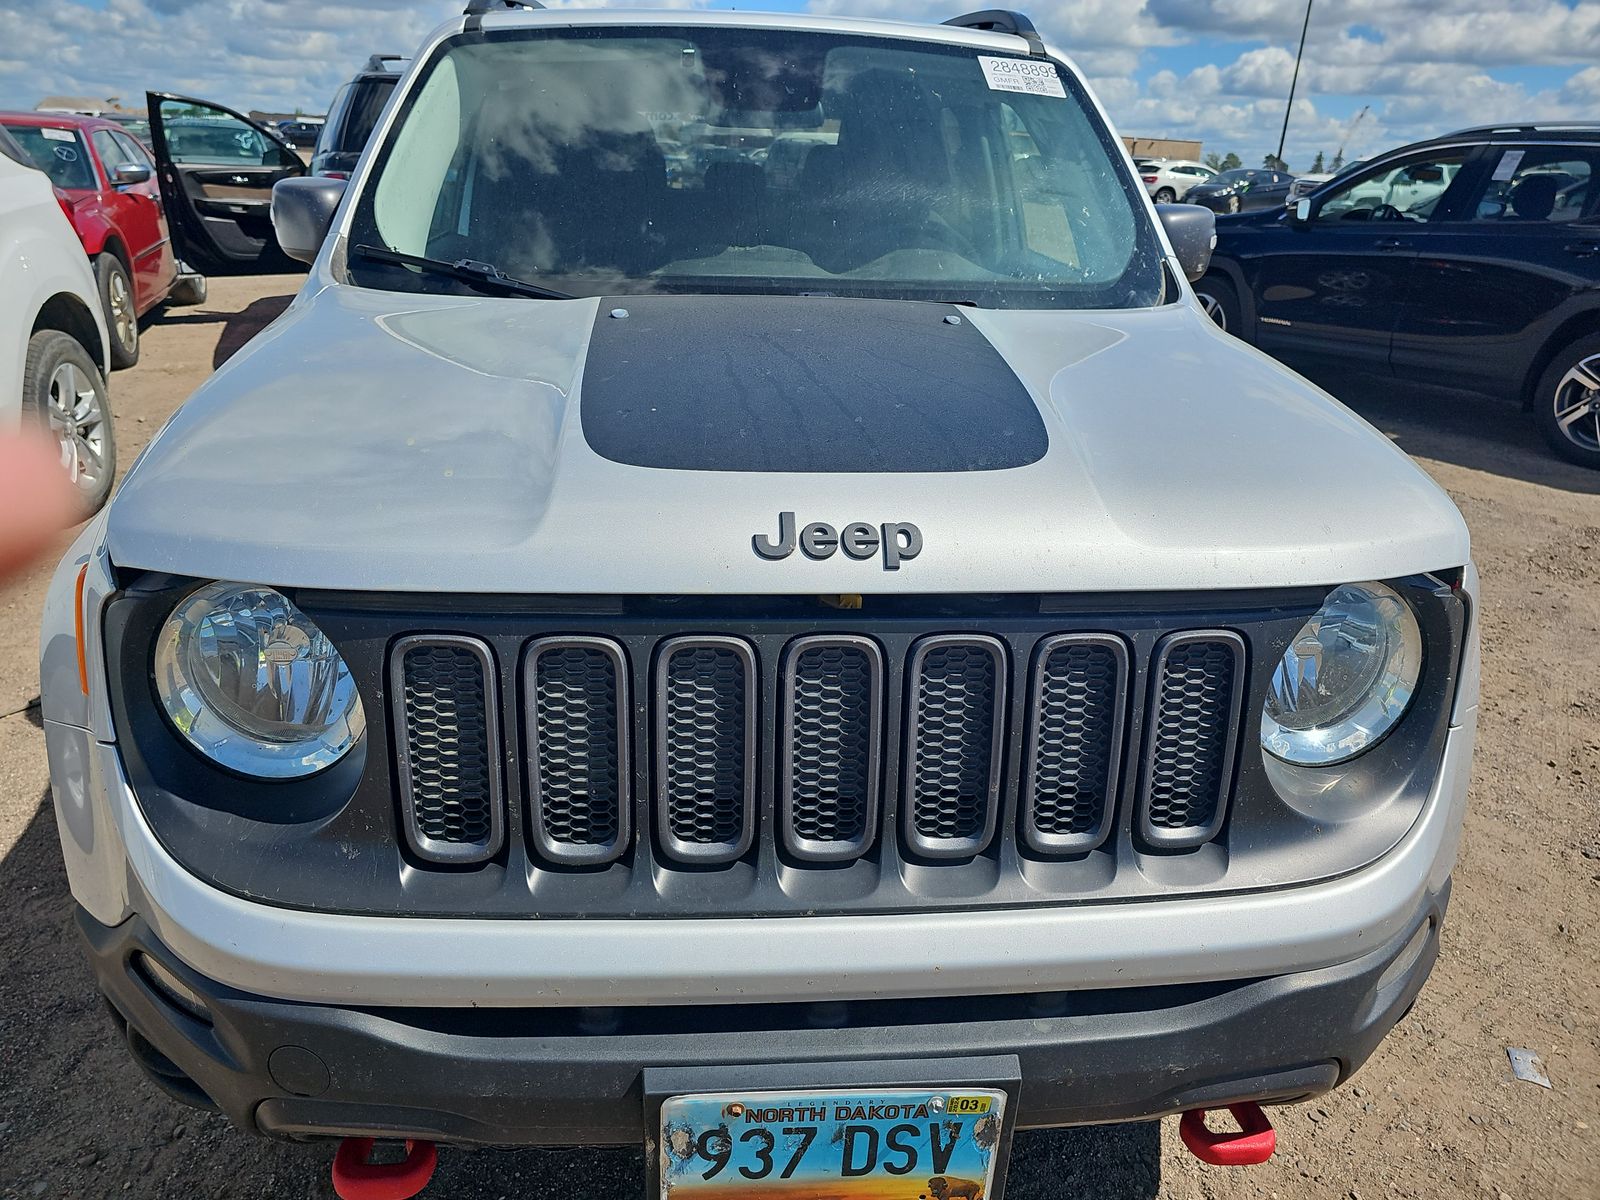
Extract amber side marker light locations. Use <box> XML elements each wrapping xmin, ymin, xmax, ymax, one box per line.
<box><xmin>74</xmin><ymin>563</ymin><xmax>89</xmax><ymax>695</ymax></box>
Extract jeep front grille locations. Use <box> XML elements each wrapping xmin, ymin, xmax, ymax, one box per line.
<box><xmin>391</xmin><ymin>635</ymin><xmax>504</xmax><ymax>864</ymax></box>
<box><xmin>381</xmin><ymin>614</ymin><xmax>1259</xmax><ymax>880</ymax></box>
<box><xmin>1138</xmin><ymin>631</ymin><xmax>1247</xmax><ymax>849</ymax></box>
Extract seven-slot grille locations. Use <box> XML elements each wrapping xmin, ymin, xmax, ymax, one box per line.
<box><xmin>389</xmin><ymin>626</ymin><xmax>1249</xmax><ymax>867</ymax></box>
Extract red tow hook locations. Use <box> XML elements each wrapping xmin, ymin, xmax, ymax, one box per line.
<box><xmin>1179</xmin><ymin>1102</ymin><xmax>1277</xmax><ymax>1166</ymax></box>
<box><xmin>331</xmin><ymin>1138</ymin><xmax>438</xmax><ymax>1200</ymax></box>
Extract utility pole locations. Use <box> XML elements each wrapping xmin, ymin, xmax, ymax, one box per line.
<box><xmin>1275</xmin><ymin>0</ymin><xmax>1313</xmax><ymax>170</ymax></box>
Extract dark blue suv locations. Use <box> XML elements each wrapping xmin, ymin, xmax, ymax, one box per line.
<box><xmin>1196</xmin><ymin>125</ymin><xmax>1600</xmax><ymax>468</ymax></box>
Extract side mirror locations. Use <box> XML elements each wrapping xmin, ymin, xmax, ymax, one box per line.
<box><xmin>271</xmin><ymin>175</ymin><xmax>347</xmax><ymax>265</ymax></box>
<box><xmin>112</xmin><ymin>163</ymin><xmax>152</xmax><ymax>186</ymax></box>
<box><xmin>1156</xmin><ymin>203</ymin><xmax>1215</xmax><ymax>283</ymax></box>
<box><xmin>1293</xmin><ymin>197</ymin><xmax>1314</xmax><ymax>224</ymax></box>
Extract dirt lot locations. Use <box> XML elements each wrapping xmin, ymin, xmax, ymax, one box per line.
<box><xmin>1</xmin><ymin>275</ymin><xmax>1596</xmax><ymax>1200</ymax></box>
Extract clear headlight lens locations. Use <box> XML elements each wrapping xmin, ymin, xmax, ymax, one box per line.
<box><xmin>154</xmin><ymin>582</ymin><xmax>365</xmax><ymax>779</ymax></box>
<box><xmin>1261</xmin><ymin>581</ymin><xmax>1421</xmax><ymax>767</ymax></box>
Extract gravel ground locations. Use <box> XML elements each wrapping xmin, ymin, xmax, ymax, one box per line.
<box><xmin>0</xmin><ymin>275</ymin><xmax>1595</xmax><ymax>1200</ymax></box>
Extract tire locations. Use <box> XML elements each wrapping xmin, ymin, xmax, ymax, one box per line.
<box><xmin>1193</xmin><ymin>275</ymin><xmax>1243</xmax><ymax>338</ymax></box>
<box><xmin>23</xmin><ymin>330</ymin><xmax>117</xmax><ymax>513</ymax></box>
<box><xmin>1532</xmin><ymin>332</ymin><xmax>1600</xmax><ymax>469</ymax></box>
<box><xmin>96</xmin><ymin>254</ymin><xmax>140</xmax><ymax>369</ymax></box>
<box><xmin>1154</xmin><ymin>187</ymin><xmax>1176</xmax><ymax>204</ymax></box>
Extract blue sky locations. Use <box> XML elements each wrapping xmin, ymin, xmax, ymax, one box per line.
<box><xmin>3</xmin><ymin>0</ymin><xmax>1598</xmax><ymax>170</ymax></box>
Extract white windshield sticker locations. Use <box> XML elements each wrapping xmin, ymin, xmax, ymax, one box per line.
<box><xmin>979</xmin><ymin>56</ymin><xmax>1066</xmax><ymax>98</ymax></box>
<box><xmin>40</xmin><ymin>127</ymin><xmax>74</xmax><ymax>141</ymax></box>
<box><xmin>1491</xmin><ymin>149</ymin><xmax>1525</xmax><ymax>181</ymax></box>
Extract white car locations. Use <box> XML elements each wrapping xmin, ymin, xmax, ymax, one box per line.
<box><xmin>1136</xmin><ymin>157</ymin><xmax>1216</xmax><ymax>203</ymax></box>
<box><xmin>1</xmin><ymin>126</ymin><xmax>114</xmax><ymax>511</ymax></box>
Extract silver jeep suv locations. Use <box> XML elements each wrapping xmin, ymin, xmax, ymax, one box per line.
<box><xmin>41</xmin><ymin>3</ymin><xmax>1477</xmax><ymax>1193</ymax></box>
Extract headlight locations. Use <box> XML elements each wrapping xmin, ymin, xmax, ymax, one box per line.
<box><xmin>154</xmin><ymin>582</ymin><xmax>365</xmax><ymax>779</ymax></box>
<box><xmin>1261</xmin><ymin>581</ymin><xmax>1422</xmax><ymax>766</ymax></box>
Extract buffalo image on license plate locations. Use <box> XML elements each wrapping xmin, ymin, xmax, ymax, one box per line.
<box><xmin>659</xmin><ymin>1087</ymin><xmax>1006</xmax><ymax>1200</ymax></box>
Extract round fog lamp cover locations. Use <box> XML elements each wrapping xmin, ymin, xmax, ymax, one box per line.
<box><xmin>1261</xmin><ymin>581</ymin><xmax>1422</xmax><ymax>766</ymax></box>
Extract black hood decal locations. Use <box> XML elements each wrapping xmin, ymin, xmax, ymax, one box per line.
<box><xmin>580</xmin><ymin>295</ymin><xmax>1047</xmax><ymax>472</ymax></box>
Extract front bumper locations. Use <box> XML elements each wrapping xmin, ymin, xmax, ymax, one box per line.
<box><xmin>86</xmin><ymin>885</ymin><xmax>1446</xmax><ymax>1146</ymax></box>
<box><xmin>47</xmin><ymin>716</ymin><xmax>1475</xmax><ymax>1006</ymax></box>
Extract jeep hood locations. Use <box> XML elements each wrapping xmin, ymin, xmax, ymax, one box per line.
<box><xmin>105</xmin><ymin>284</ymin><xmax>1469</xmax><ymax>594</ymax></box>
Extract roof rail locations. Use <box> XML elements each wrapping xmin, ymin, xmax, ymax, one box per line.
<box><xmin>1442</xmin><ymin>123</ymin><xmax>1600</xmax><ymax>138</ymax></box>
<box><xmin>364</xmin><ymin>54</ymin><xmax>406</xmax><ymax>72</ymax></box>
<box><xmin>943</xmin><ymin>10</ymin><xmax>1046</xmax><ymax>57</ymax></box>
<box><xmin>464</xmin><ymin>0</ymin><xmax>544</xmax><ymax>14</ymax></box>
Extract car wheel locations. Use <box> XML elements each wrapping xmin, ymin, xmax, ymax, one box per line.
<box><xmin>1155</xmin><ymin>187</ymin><xmax>1176</xmax><ymax>204</ymax></box>
<box><xmin>1193</xmin><ymin>276</ymin><xmax>1243</xmax><ymax>338</ymax></box>
<box><xmin>96</xmin><ymin>255</ymin><xmax>140</xmax><ymax>370</ymax></box>
<box><xmin>1533</xmin><ymin>333</ymin><xmax>1600</xmax><ymax>469</ymax></box>
<box><xmin>23</xmin><ymin>330</ymin><xmax>117</xmax><ymax>513</ymax></box>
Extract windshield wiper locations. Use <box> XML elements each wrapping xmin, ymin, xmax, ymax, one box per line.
<box><xmin>351</xmin><ymin>244</ymin><xmax>574</xmax><ymax>300</ymax></box>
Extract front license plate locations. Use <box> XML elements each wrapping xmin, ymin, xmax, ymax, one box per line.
<box><xmin>659</xmin><ymin>1087</ymin><xmax>1007</xmax><ymax>1200</ymax></box>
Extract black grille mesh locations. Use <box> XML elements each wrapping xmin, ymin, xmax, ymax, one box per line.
<box><xmin>909</xmin><ymin>643</ymin><xmax>1000</xmax><ymax>843</ymax></box>
<box><xmin>1028</xmin><ymin>641</ymin><xmax>1122</xmax><ymax>842</ymax></box>
<box><xmin>661</xmin><ymin>645</ymin><xmax>750</xmax><ymax>847</ymax></box>
<box><xmin>531</xmin><ymin>646</ymin><xmax>622</xmax><ymax>849</ymax></box>
<box><xmin>399</xmin><ymin>644</ymin><xmax>495</xmax><ymax>849</ymax></box>
<box><xmin>1146</xmin><ymin>639</ymin><xmax>1239</xmax><ymax>832</ymax></box>
<box><xmin>787</xmin><ymin>642</ymin><xmax>876</xmax><ymax>846</ymax></box>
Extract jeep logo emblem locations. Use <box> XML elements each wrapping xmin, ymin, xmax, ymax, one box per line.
<box><xmin>753</xmin><ymin>512</ymin><xmax>923</xmax><ymax>570</ymax></box>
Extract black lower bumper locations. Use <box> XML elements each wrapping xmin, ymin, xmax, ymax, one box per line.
<box><xmin>83</xmin><ymin>886</ymin><xmax>1447</xmax><ymax>1147</ymax></box>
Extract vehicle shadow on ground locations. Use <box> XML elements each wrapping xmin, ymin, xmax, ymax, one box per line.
<box><xmin>1306</xmin><ymin>367</ymin><xmax>1600</xmax><ymax>496</ymax></box>
<box><xmin>0</xmin><ymin>792</ymin><xmax>1161</xmax><ymax>1199</ymax></box>
<box><xmin>149</xmin><ymin>292</ymin><xmax>294</xmax><ymax>373</ymax></box>
<box><xmin>423</xmin><ymin>1123</ymin><xmax>1160</xmax><ymax>1199</ymax></box>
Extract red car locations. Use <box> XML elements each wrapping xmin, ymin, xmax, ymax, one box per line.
<box><xmin>0</xmin><ymin>112</ymin><xmax>204</xmax><ymax>368</ymax></box>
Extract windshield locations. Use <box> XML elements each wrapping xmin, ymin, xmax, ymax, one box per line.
<box><xmin>2</xmin><ymin>125</ymin><xmax>95</xmax><ymax>189</ymax></box>
<box><xmin>345</xmin><ymin>26</ymin><xmax>1165</xmax><ymax>309</ymax></box>
<box><xmin>1212</xmin><ymin>170</ymin><xmax>1254</xmax><ymax>185</ymax></box>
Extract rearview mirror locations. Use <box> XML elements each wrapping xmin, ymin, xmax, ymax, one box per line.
<box><xmin>112</xmin><ymin>163</ymin><xmax>152</xmax><ymax>186</ymax></box>
<box><xmin>1156</xmin><ymin>203</ymin><xmax>1215</xmax><ymax>283</ymax></box>
<box><xmin>271</xmin><ymin>176</ymin><xmax>347</xmax><ymax>265</ymax></box>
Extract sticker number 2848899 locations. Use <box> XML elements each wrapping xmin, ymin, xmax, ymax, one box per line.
<box><xmin>978</xmin><ymin>56</ymin><xmax>1066</xmax><ymax>98</ymax></box>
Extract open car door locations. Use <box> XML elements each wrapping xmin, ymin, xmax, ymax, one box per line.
<box><xmin>145</xmin><ymin>91</ymin><xmax>306</xmax><ymax>272</ymax></box>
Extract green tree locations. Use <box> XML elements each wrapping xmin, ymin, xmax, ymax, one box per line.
<box><xmin>1263</xmin><ymin>153</ymin><xmax>1288</xmax><ymax>172</ymax></box>
<box><xmin>1309</xmin><ymin>150</ymin><xmax>1326</xmax><ymax>173</ymax></box>
<box><xmin>1221</xmin><ymin>151</ymin><xmax>1241</xmax><ymax>171</ymax></box>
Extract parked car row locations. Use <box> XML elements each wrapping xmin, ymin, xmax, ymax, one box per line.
<box><xmin>0</xmin><ymin>52</ymin><xmax>407</xmax><ymax>511</ymax></box>
<box><xmin>1196</xmin><ymin>124</ymin><xmax>1600</xmax><ymax>468</ymax></box>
